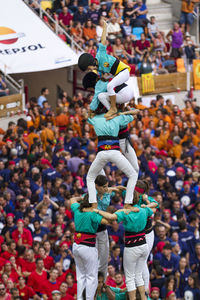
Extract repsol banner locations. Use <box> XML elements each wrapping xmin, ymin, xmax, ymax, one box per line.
<box><xmin>0</xmin><ymin>0</ymin><xmax>79</xmax><ymax>73</ymax></box>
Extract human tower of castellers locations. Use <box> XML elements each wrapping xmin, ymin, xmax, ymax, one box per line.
<box><xmin>70</xmin><ymin>20</ymin><xmax>158</xmax><ymax>300</ymax></box>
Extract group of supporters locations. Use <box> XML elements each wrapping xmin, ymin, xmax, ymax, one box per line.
<box><xmin>0</xmin><ymin>82</ymin><xmax>200</xmax><ymax>299</ymax></box>
<box><xmin>28</xmin><ymin>0</ymin><xmax>200</xmax><ymax>76</ymax></box>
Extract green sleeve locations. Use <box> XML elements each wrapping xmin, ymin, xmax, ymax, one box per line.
<box><xmin>115</xmin><ymin>211</ymin><xmax>124</xmax><ymax>223</ymax></box>
<box><xmin>110</xmin><ymin>288</ymin><xmax>126</xmax><ymax>300</ymax></box>
<box><xmin>148</xmin><ymin>196</ymin><xmax>159</xmax><ymax>208</ymax></box>
<box><xmin>138</xmin><ymin>195</ymin><xmax>143</xmax><ymax>206</ymax></box>
<box><xmin>110</xmin><ymin>191</ymin><xmax>115</xmax><ymax>198</ymax></box>
<box><xmin>115</xmin><ymin>293</ymin><xmax>126</xmax><ymax>300</ymax></box>
<box><xmin>138</xmin><ymin>195</ymin><xmax>159</xmax><ymax>209</ymax></box>
<box><xmin>121</xmin><ymin>190</ymin><xmax>126</xmax><ymax>198</ymax></box>
<box><xmin>87</xmin><ymin>118</ymin><xmax>93</xmax><ymax>125</ymax></box>
<box><xmin>110</xmin><ymin>287</ymin><xmax>121</xmax><ymax>294</ymax></box>
<box><xmin>118</xmin><ymin>115</ymin><xmax>134</xmax><ymax>127</ymax></box>
<box><xmin>98</xmin><ymin>43</ymin><xmax>107</xmax><ymax>54</ymax></box>
<box><xmin>145</xmin><ymin>207</ymin><xmax>153</xmax><ymax>217</ymax></box>
<box><xmin>91</xmin><ymin>212</ymin><xmax>103</xmax><ymax>225</ymax></box>
<box><xmin>71</xmin><ymin>203</ymin><xmax>80</xmax><ymax>212</ymax></box>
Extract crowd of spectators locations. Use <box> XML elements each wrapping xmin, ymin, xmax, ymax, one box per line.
<box><xmin>27</xmin><ymin>0</ymin><xmax>200</xmax><ymax>76</ymax></box>
<box><xmin>0</xmin><ymin>86</ymin><xmax>200</xmax><ymax>299</ymax></box>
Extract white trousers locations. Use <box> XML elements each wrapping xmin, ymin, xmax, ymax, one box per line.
<box><xmin>87</xmin><ymin>150</ymin><xmax>136</xmax><ymax>204</ymax></box>
<box><xmin>107</xmin><ymin>68</ymin><xmax>130</xmax><ymax>96</ymax></box>
<box><xmin>142</xmin><ymin>230</ymin><xmax>154</xmax><ymax>291</ymax></box>
<box><xmin>96</xmin><ymin>230</ymin><xmax>109</xmax><ymax>279</ymax></box>
<box><xmin>123</xmin><ymin>244</ymin><xmax>148</xmax><ymax>292</ymax></box>
<box><xmin>73</xmin><ymin>243</ymin><xmax>98</xmax><ymax>300</ymax></box>
<box><xmin>119</xmin><ymin>138</ymin><xmax>139</xmax><ymax>177</ymax></box>
<box><xmin>99</xmin><ymin>76</ymin><xmax>134</xmax><ymax>110</ymax></box>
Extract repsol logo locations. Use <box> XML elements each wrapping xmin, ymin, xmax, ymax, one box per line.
<box><xmin>0</xmin><ymin>44</ymin><xmax>45</xmax><ymax>55</ymax></box>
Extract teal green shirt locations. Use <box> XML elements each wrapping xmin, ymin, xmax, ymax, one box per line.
<box><xmin>138</xmin><ymin>195</ymin><xmax>159</xmax><ymax>209</ymax></box>
<box><xmin>96</xmin><ymin>287</ymin><xmax>126</xmax><ymax>300</ymax></box>
<box><xmin>71</xmin><ymin>203</ymin><xmax>103</xmax><ymax>234</ymax></box>
<box><xmin>96</xmin><ymin>43</ymin><xmax>117</xmax><ymax>74</ymax></box>
<box><xmin>90</xmin><ymin>80</ymin><xmax>108</xmax><ymax>111</ymax></box>
<box><xmin>82</xmin><ymin>192</ymin><xmax>113</xmax><ymax>212</ymax></box>
<box><xmin>97</xmin><ymin>192</ymin><xmax>115</xmax><ymax>211</ymax></box>
<box><xmin>88</xmin><ymin>114</ymin><xmax>133</xmax><ymax>137</ymax></box>
<box><xmin>115</xmin><ymin>206</ymin><xmax>153</xmax><ymax>232</ymax></box>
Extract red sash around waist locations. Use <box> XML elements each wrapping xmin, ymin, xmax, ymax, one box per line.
<box><xmin>74</xmin><ymin>232</ymin><xmax>96</xmax><ymax>247</ymax></box>
<box><xmin>125</xmin><ymin>232</ymin><xmax>146</xmax><ymax>248</ymax></box>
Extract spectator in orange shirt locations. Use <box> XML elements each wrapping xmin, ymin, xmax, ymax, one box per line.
<box><xmin>136</xmin><ymin>98</ymin><xmax>147</xmax><ymax>110</ymax></box>
<box><xmin>27</xmin><ymin>126</ymin><xmax>40</xmax><ymax>147</ymax></box>
<box><xmin>183</xmin><ymin>100</ymin><xmax>194</xmax><ymax>116</ymax></box>
<box><xmin>153</xmin><ymin>109</ymin><xmax>163</xmax><ymax>127</ymax></box>
<box><xmin>68</xmin><ymin>115</ymin><xmax>82</xmax><ymax>137</ymax></box>
<box><xmin>150</xmin><ymin>129</ymin><xmax>165</xmax><ymax>150</ymax></box>
<box><xmin>40</xmin><ymin>120</ymin><xmax>55</xmax><ymax>151</ymax></box>
<box><xmin>180</xmin><ymin>0</ymin><xmax>199</xmax><ymax>34</ymax></box>
<box><xmin>83</xmin><ymin>20</ymin><xmax>97</xmax><ymax>41</ymax></box>
<box><xmin>162</xmin><ymin>109</ymin><xmax>172</xmax><ymax>127</ymax></box>
<box><xmin>30</xmin><ymin>106</ymin><xmax>45</xmax><ymax>129</ymax></box>
<box><xmin>164</xmin><ymin>99</ymin><xmax>173</xmax><ymax>114</ymax></box>
<box><xmin>148</xmin><ymin>100</ymin><xmax>157</xmax><ymax>116</ymax></box>
<box><xmin>191</xmin><ymin>128</ymin><xmax>200</xmax><ymax>146</ymax></box>
<box><xmin>70</xmin><ymin>22</ymin><xmax>85</xmax><ymax>44</ymax></box>
<box><xmin>55</xmin><ymin>108</ymin><xmax>69</xmax><ymax>132</ymax></box>
<box><xmin>142</xmin><ymin>109</ymin><xmax>150</xmax><ymax>129</ymax></box>
<box><xmin>169</xmin><ymin>136</ymin><xmax>182</xmax><ymax>159</ymax></box>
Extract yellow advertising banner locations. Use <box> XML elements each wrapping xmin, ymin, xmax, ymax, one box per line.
<box><xmin>193</xmin><ymin>60</ymin><xmax>200</xmax><ymax>90</ymax></box>
<box><xmin>141</xmin><ymin>73</ymin><xmax>155</xmax><ymax>94</ymax></box>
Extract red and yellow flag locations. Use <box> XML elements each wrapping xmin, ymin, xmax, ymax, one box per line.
<box><xmin>141</xmin><ymin>73</ymin><xmax>155</xmax><ymax>94</ymax></box>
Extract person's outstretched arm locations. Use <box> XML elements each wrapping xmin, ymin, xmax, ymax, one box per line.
<box><xmin>101</xmin><ymin>20</ymin><xmax>108</xmax><ymax>45</ymax></box>
<box><xmin>119</xmin><ymin>109</ymin><xmax>140</xmax><ymax>116</ymax></box>
<box><xmin>94</xmin><ymin>209</ymin><xmax>117</xmax><ymax>220</ymax></box>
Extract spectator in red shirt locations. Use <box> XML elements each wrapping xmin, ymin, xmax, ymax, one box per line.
<box><xmin>51</xmin><ymin>290</ymin><xmax>61</xmax><ymax>300</ymax></box>
<box><xmin>55</xmin><ymin>262</ymin><xmax>67</xmax><ymax>285</ymax></box>
<box><xmin>59</xmin><ymin>282</ymin><xmax>74</xmax><ymax>300</ymax></box>
<box><xmin>1</xmin><ymin>240</ymin><xmax>17</xmax><ymax>260</ymax></box>
<box><xmin>6</xmin><ymin>278</ymin><xmax>14</xmax><ymax>295</ymax></box>
<box><xmin>106</xmin><ymin>264</ymin><xmax>116</xmax><ymax>287</ymax></box>
<box><xmin>41</xmin><ymin>268</ymin><xmax>60</xmax><ymax>299</ymax></box>
<box><xmin>0</xmin><ymin>283</ymin><xmax>11</xmax><ymax>300</ymax></box>
<box><xmin>21</xmin><ymin>249</ymin><xmax>36</xmax><ymax>278</ymax></box>
<box><xmin>17</xmin><ymin>276</ymin><xmax>38</xmax><ymax>300</ymax></box>
<box><xmin>114</xmin><ymin>272</ymin><xmax>126</xmax><ymax>289</ymax></box>
<box><xmin>65</xmin><ymin>273</ymin><xmax>77</xmax><ymax>297</ymax></box>
<box><xmin>27</xmin><ymin>258</ymin><xmax>47</xmax><ymax>294</ymax></box>
<box><xmin>9</xmin><ymin>256</ymin><xmax>21</xmax><ymax>278</ymax></box>
<box><xmin>1</xmin><ymin>261</ymin><xmax>19</xmax><ymax>283</ymax></box>
<box><xmin>58</xmin><ymin>7</ymin><xmax>73</xmax><ymax>30</ymax></box>
<box><xmin>38</xmin><ymin>246</ymin><xmax>54</xmax><ymax>270</ymax></box>
<box><xmin>12</xmin><ymin>219</ymin><xmax>33</xmax><ymax>248</ymax></box>
<box><xmin>135</xmin><ymin>33</ymin><xmax>151</xmax><ymax>58</ymax></box>
<box><xmin>0</xmin><ymin>257</ymin><xmax>6</xmax><ymax>272</ymax></box>
<box><xmin>9</xmin><ymin>288</ymin><xmax>19</xmax><ymax>299</ymax></box>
